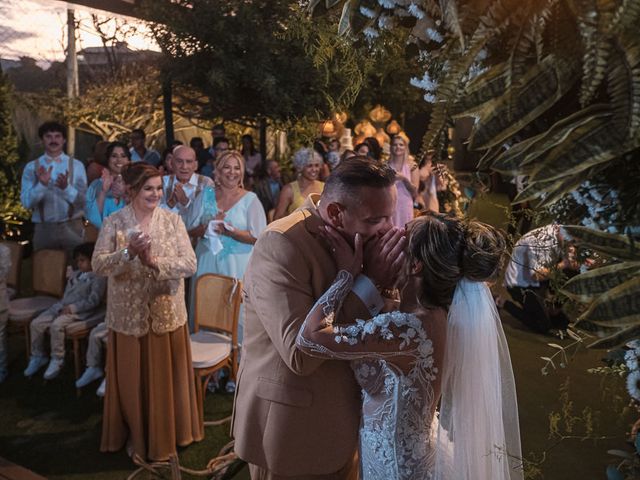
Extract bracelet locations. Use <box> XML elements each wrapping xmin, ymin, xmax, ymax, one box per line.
<box><xmin>379</xmin><ymin>287</ymin><xmax>399</xmax><ymax>299</ymax></box>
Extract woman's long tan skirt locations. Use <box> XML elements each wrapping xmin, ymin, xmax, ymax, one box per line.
<box><xmin>100</xmin><ymin>323</ymin><xmax>204</xmax><ymax>461</ymax></box>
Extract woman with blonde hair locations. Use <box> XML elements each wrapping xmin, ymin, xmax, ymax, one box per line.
<box><xmin>273</xmin><ymin>148</ymin><xmax>324</xmax><ymax>220</ymax></box>
<box><xmin>388</xmin><ymin>132</ymin><xmax>420</xmax><ymax>228</ymax></box>
<box><xmin>186</xmin><ymin>151</ymin><xmax>267</xmax><ymax>336</ymax></box>
<box><xmin>94</xmin><ymin>162</ymin><xmax>202</xmax><ymax>462</ymax></box>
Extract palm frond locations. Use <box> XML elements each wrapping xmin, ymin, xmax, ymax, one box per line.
<box><xmin>578</xmin><ymin>276</ymin><xmax>640</xmax><ymax>328</ymax></box>
<box><xmin>608</xmin><ymin>33</ymin><xmax>640</xmax><ymax>139</ymax></box>
<box><xmin>562</xmin><ymin>261</ymin><xmax>640</xmax><ymax>303</ymax></box>
<box><xmin>468</xmin><ymin>54</ymin><xmax>578</xmax><ymax>150</ymax></box>
<box><xmin>563</xmin><ymin>226</ymin><xmax>640</xmax><ymax>261</ymax></box>
<box><xmin>440</xmin><ymin>0</ymin><xmax>465</xmax><ymax>49</ymax></box>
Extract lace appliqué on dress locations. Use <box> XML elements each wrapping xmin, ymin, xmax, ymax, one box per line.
<box><xmin>296</xmin><ymin>270</ymin><xmax>438</xmax><ymax>480</ymax></box>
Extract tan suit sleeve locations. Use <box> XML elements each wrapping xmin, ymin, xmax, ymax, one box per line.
<box><xmin>248</xmin><ymin>231</ymin><xmax>327</xmax><ymax>376</ymax></box>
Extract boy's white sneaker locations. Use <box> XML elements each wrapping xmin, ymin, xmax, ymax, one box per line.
<box><xmin>75</xmin><ymin>366</ymin><xmax>104</xmax><ymax>388</ymax></box>
<box><xmin>24</xmin><ymin>356</ymin><xmax>49</xmax><ymax>377</ymax></box>
<box><xmin>96</xmin><ymin>378</ymin><xmax>106</xmax><ymax>397</ymax></box>
<box><xmin>43</xmin><ymin>358</ymin><xmax>65</xmax><ymax>380</ymax></box>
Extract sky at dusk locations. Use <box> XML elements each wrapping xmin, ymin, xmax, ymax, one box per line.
<box><xmin>0</xmin><ymin>0</ymin><xmax>159</xmax><ymax>68</ymax></box>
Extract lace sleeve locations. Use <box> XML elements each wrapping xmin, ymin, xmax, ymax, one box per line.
<box><xmin>296</xmin><ymin>270</ymin><xmax>430</xmax><ymax>361</ymax></box>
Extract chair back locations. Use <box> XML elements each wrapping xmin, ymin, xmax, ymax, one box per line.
<box><xmin>194</xmin><ymin>273</ymin><xmax>241</xmax><ymax>342</ymax></box>
<box><xmin>32</xmin><ymin>249</ymin><xmax>67</xmax><ymax>297</ymax></box>
<box><xmin>1</xmin><ymin>241</ymin><xmax>24</xmax><ymax>290</ymax></box>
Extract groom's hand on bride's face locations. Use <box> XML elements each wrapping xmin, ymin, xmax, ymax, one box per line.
<box><xmin>363</xmin><ymin>227</ymin><xmax>406</xmax><ymax>289</ymax></box>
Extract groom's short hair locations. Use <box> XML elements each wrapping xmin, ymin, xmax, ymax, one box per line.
<box><xmin>322</xmin><ymin>156</ymin><xmax>396</xmax><ymax>201</ymax></box>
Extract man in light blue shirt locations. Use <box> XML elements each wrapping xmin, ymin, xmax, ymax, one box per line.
<box><xmin>20</xmin><ymin>121</ymin><xmax>87</xmax><ymax>252</ymax></box>
<box><xmin>129</xmin><ymin>128</ymin><xmax>161</xmax><ymax>166</ymax></box>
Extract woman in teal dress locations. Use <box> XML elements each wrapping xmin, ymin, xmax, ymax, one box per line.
<box><xmin>86</xmin><ymin>141</ymin><xmax>130</xmax><ymax>228</ymax></box>
<box><xmin>186</xmin><ymin>151</ymin><xmax>267</xmax><ymax>340</ymax></box>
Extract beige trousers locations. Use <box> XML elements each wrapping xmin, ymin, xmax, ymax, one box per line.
<box><xmin>86</xmin><ymin>322</ymin><xmax>108</xmax><ymax>368</ymax></box>
<box><xmin>30</xmin><ymin>310</ymin><xmax>78</xmax><ymax>359</ymax></box>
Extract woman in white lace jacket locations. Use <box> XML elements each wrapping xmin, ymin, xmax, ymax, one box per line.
<box><xmin>296</xmin><ymin>213</ymin><xmax>523</xmax><ymax>480</ymax></box>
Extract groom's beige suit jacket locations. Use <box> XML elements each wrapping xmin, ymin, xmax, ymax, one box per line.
<box><xmin>232</xmin><ymin>195</ymin><xmax>371</xmax><ymax>477</ymax></box>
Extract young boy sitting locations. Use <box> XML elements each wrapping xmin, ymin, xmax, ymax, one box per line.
<box><xmin>24</xmin><ymin>242</ymin><xmax>107</xmax><ymax>379</ymax></box>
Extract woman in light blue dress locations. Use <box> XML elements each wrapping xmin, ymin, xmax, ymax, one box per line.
<box><xmin>86</xmin><ymin>141</ymin><xmax>130</xmax><ymax>228</ymax></box>
<box><xmin>186</xmin><ymin>151</ymin><xmax>266</xmax><ymax>342</ymax></box>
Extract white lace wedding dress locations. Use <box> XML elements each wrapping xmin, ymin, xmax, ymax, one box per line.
<box><xmin>296</xmin><ymin>270</ymin><xmax>524</xmax><ymax>480</ymax></box>
<box><xmin>296</xmin><ymin>270</ymin><xmax>441</xmax><ymax>480</ymax></box>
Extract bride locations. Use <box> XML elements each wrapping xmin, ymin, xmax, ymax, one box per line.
<box><xmin>296</xmin><ymin>213</ymin><xmax>523</xmax><ymax>480</ymax></box>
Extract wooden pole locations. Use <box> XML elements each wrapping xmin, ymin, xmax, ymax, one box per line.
<box><xmin>66</xmin><ymin>9</ymin><xmax>78</xmax><ymax>158</ymax></box>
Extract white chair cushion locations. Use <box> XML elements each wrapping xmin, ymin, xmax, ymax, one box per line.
<box><xmin>190</xmin><ymin>330</ymin><xmax>232</xmax><ymax>369</ymax></box>
<box><xmin>9</xmin><ymin>296</ymin><xmax>58</xmax><ymax>322</ymax></box>
<box><xmin>7</xmin><ymin>287</ymin><xmax>16</xmax><ymax>300</ymax></box>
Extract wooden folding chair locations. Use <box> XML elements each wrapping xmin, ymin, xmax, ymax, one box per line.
<box><xmin>190</xmin><ymin>273</ymin><xmax>242</xmax><ymax>428</ymax></box>
<box><xmin>1</xmin><ymin>241</ymin><xmax>24</xmax><ymax>300</ymax></box>
<box><xmin>8</xmin><ymin>249</ymin><xmax>67</xmax><ymax>358</ymax></box>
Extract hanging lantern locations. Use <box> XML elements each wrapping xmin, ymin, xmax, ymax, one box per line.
<box><xmin>354</xmin><ymin>120</ymin><xmax>376</xmax><ymax>138</ymax></box>
<box><xmin>386</xmin><ymin>120</ymin><xmax>401</xmax><ymax>135</ymax></box>
<box><xmin>319</xmin><ymin>120</ymin><xmax>336</xmax><ymax>138</ymax></box>
<box><xmin>369</xmin><ymin>105</ymin><xmax>392</xmax><ymax>124</ymax></box>
<box><xmin>333</xmin><ymin>112</ymin><xmax>348</xmax><ymax>125</ymax></box>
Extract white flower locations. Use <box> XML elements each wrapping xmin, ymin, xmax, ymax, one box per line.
<box><xmin>334</xmin><ymin>335</ymin><xmax>343</xmax><ymax>344</ymax></box>
<box><xmin>407</xmin><ymin>2</ymin><xmax>425</xmax><ymax>18</ymax></box>
<box><xmin>627</xmin><ymin>340</ymin><xmax>640</xmax><ymax>350</ymax></box>
<box><xmin>410</xmin><ymin>71</ymin><xmax>438</xmax><ymax>92</ymax></box>
<box><xmin>360</xmin><ymin>6</ymin><xmax>377</xmax><ymax>18</ymax></box>
<box><xmin>626</xmin><ymin>350</ymin><xmax>639</xmax><ymax>371</ymax></box>
<box><xmin>627</xmin><ymin>370</ymin><xmax>640</xmax><ymax>401</ymax></box>
<box><xmin>364</xmin><ymin>322</ymin><xmax>377</xmax><ymax>334</ymax></box>
<box><xmin>363</xmin><ymin>27</ymin><xmax>380</xmax><ymax>39</ymax></box>
<box><xmin>345</xmin><ymin>325</ymin><xmax>360</xmax><ymax>337</ymax></box>
<box><xmin>425</xmin><ymin>27</ymin><xmax>443</xmax><ymax>43</ymax></box>
<box><xmin>378</xmin><ymin>14</ymin><xmax>395</xmax><ymax>29</ymax></box>
<box><xmin>378</xmin><ymin>0</ymin><xmax>397</xmax><ymax>8</ymax></box>
<box><xmin>423</xmin><ymin>93</ymin><xmax>436</xmax><ymax>103</ymax></box>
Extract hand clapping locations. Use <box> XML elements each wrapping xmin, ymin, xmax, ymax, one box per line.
<box><xmin>36</xmin><ymin>165</ymin><xmax>53</xmax><ymax>186</ymax></box>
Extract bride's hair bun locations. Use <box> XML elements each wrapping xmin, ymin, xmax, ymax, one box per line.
<box><xmin>408</xmin><ymin>213</ymin><xmax>465</xmax><ymax>309</ymax></box>
<box><xmin>462</xmin><ymin>221</ymin><xmax>506</xmax><ymax>282</ymax></box>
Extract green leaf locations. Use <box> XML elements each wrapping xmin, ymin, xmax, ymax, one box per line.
<box><xmin>563</xmin><ymin>226</ymin><xmax>640</xmax><ymax>260</ymax></box>
<box><xmin>578</xmin><ymin>276</ymin><xmax>640</xmax><ymax>327</ymax></box>
<box><xmin>561</xmin><ymin>261</ymin><xmax>640</xmax><ymax>302</ymax></box>
<box><xmin>528</xmin><ymin>121</ymin><xmax>634</xmax><ymax>183</ymax></box>
<box><xmin>588</xmin><ymin>323</ymin><xmax>640</xmax><ymax>349</ymax></box>
<box><xmin>325</xmin><ymin>0</ymin><xmax>343</xmax><ymax>9</ymax></box>
<box><xmin>468</xmin><ymin>55</ymin><xmax>578</xmax><ymax>150</ymax></box>
<box><xmin>337</xmin><ymin>0</ymin><xmax>352</xmax><ymax>36</ymax></box>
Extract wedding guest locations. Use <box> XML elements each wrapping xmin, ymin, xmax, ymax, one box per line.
<box><xmin>388</xmin><ymin>132</ymin><xmax>419</xmax><ymax>228</ymax></box>
<box><xmin>86</xmin><ymin>140</ymin><xmax>109</xmax><ymax>184</ymax></box>
<box><xmin>273</xmin><ymin>148</ymin><xmax>324</xmax><ymax>220</ymax></box>
<box><xmin>86</xmin><ymin>141</ymin><xmax>130</xmax><ymax>229</ymax></box>
<box><xmin>201</xmin><ymin>136</ymin><xmax>229</xmax><ymax>179</ymax></box>
<box><xmin>129</xmin><ymin>129</ymin><xmax>160</xmax><ymax>166</ymax></box>
<box><xmin>20</xmin><ymin>121</ymin><xmax>87</xmax><ymax>252</ymax></box>
<box><xmin>354</xmin><ymin>142</ymin><xmax>370</xmax><ymax>157</ymax></box>
<box><xmin>0</xmin><ymin>244</ymin><xmax>10</xmax><ymax>384</ymax></box>
<box><xmin>24</xmin><ymin>242</ymin><xmax>106</xmax><ymax>380</ymax></box>
<box><xmin>94</xmin><ymin>163</ymin><xmax>202</xmax><ymax>461</ymax></box>
<box><xmin>364</xmin><ymin>136</ymin><xmax>382</xmax><ymax>162</ymax></box>
<box><xmin>253</xmin><ymin>160</ymin><xmax>283</xmax><ymax>218</ymax></box>
<box><xmin>186</xmin><ymin>151</ymin><xmax>266</xmax><ymax>339</ymax></box>
<box><xmin>500</xmin><ymin>224</ymin><xmax>576</xmax><ymax>333</ymax></box>
<box><xmin>159</xmin><ymin>147</ymin><xmax>175</xmax><ymax>175</ymax></box>
<box><xmin>241</xmin><ymin>134</ymin><xmax>262</xmax><ymax>188</ymax></box>
<box><xmin>161</xmin><ymin>146</ymin><xmax>213</xmax><ymax>229</ymax></box>
<box><xmin>233</xmin><ymin>157</ymin><xmax>403</xmax><ymax>479</ymax></box>
<box><xmin>416</xmin><ymin>150</ymin><xmax>439</xmax><ymax>213</ymax></box>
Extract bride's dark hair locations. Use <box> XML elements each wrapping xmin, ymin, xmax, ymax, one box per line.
<box><xmin>407</xmin><ymin>213</ymin><xmax>505</xmax><ymax>309</ymax></box>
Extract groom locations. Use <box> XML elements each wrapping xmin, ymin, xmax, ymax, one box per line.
<box><xmin>232</xmin><ymin>156</ymin><xmax>405</xmax><ymax>479</ymax></box>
